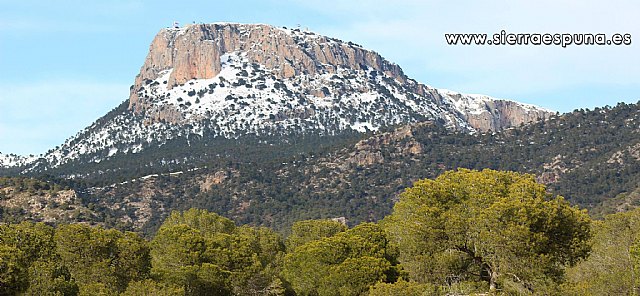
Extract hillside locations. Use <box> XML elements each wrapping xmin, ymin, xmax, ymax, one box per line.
<box><xmin>1</xmin><ymin>23</ymin><xmax>550</xmax><ymax>179</ymax></box>
<box><xmin>11</xmin><ymin>23</ymin><xmax>632</xmax><ymax>235</ymax></box>
<box><xmin>3</xmin><ymin>102</ymin><xmax>636</xmax><ymax>235</ymax></box>
<box><xmin>3</xmin><ymin>101</ymin><xmax>639</xmax><ymax>236</ymax></box>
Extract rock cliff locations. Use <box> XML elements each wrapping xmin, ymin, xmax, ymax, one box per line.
<box><xmin>439</xmin><ymin>91</ymin><xmax>553</xmax><ymax>131</ymax></box>
<box><xmin>128</xmin><ymin>23</ymin><xmax>551</xmax><ymax>132</ymax></box>
<box><xmin>130</xmin><ymin>23</ymin><xmax>406</xmax><ymax>115</ymax></box>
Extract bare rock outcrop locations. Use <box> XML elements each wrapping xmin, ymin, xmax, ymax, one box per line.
<box><xmin>441</xmin><ymin>92</ymin><xmax>553</xmax><ymax>132</ymax></box>
<box><xmin>129</xmin><ymin>23</ymin><xmax>407</xmax><ymax>115</ymax></box>
<box><xmin>200</xmin><ymin>170</ymin><xmax>230</xmax><ymax>192</ymax></box>
<box><xmin>607</xmin><ymin>142</ymin><xmax>640</xmax><ymax>164</ymax></box>
<box><xmin>341</xmin><ymin>122</ymin><xmax>429</xmax><ymax>168</ymax></box>
<box><xmin>126</xmin><ymin>22</ymin><xmax>552</xmax><ymax>133</ymax></box>
<box><xmin>0</xmin><ymin>188</ymin><xmax>93</xmax><ymax>223</ymax></box>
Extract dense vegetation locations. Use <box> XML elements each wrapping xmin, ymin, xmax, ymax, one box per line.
<box><xmin>2</xmin><ymin>102</ymin><xmax>640</xmax><ymax>237</ymax></box>
<box><xmin>89</xmin><ymin>102</ymin><xmax>640</xmax><ymax>235</ymax></box>
<box><xmin>5</xmin><ymin>169</ymin><xmax>631</xmax><ymax>295</ymax></box>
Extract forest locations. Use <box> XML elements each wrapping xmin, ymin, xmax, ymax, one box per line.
<box><xmin>2</xmin><ymin>169</ymin><xmax>638</xmax><ymax>296</ymax></box>
<box><xmin>3</xmin><ymin>102</ymin><xmax>640</xmax><ymax>238</ymax></box>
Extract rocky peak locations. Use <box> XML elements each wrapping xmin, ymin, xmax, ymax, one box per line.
<box><xmin>127</xmin><ymin>22</ymin><xmax>553</xmax><ymax>132</ymax></box>
<box><xmin>129</xmin><ymin>23</ymin><xmax>406</xmax><ymax>114</ymax></box>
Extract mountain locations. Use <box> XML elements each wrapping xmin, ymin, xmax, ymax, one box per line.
<box><xmin>3</xmin><ymin>101</ymin><xmax>635</xmax><ymax>235</ymax></box>
<box><xmin>79</xmin><ymin>101</ymin><xmax>639</xmax><ymax>235</ymax></box>
<box><xmin>0</xmin><ymin>22</ymin><xmax>564</xmax><ymax>233</ymax></box>
<box><xmin>2</xmin><ymin>23</ymin><xmax>550</xmax><ymax>178</ymax></box>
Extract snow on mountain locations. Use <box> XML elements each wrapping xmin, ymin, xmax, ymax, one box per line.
<box><xmin>2</xmin><ymin>23</ymin><xmax>553</xmax><ymax>172</ymax></box>
<box><xmin>437</xmin><ymin>88</ymin><xmax>554</xmax><ymax>116</ymax></box>
<box><xmin>0</xmin><ymin>153</ymin><xmax>38</xmax><ymax>168</ymax></box>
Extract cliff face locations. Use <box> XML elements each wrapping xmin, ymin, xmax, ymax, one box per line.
<box><xmin>489</xmin><ymin>100</ymin><xmax>553</xmax><ymax>130</ymax></box>
<box><xmin>128</xmin><ymin>22</ymin><xmax>551</xmax><ymax>133</ymax></box>
<box><xmin>129</xmin><ymin>23</ymin><xmax>406</xmax><ymax>114</ymax></box>
<box><xmin>440</xmin><ymin>91</ymin><xmax>553</xmax><ymax>132</ymax></box>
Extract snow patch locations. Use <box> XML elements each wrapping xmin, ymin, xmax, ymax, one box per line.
<box><xmin>0</xmin><ymin>152</ymin><xmax>39</xmax><ymax>168</ymax></box>
<box><xmin>436</xmin><ymin>88</ymin><xmax>554</xmax><ymax>116</ymax></box>
<box><xmin>352</xmin><ymin>122</ymin><xmax>377</xmax><ymax>132</ymax></box>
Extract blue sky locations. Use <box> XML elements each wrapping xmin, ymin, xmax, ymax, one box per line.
<box><xmin>1</xmin><ymin>0</ymin><xmax>639</xmax><ymax>155</ymax></box>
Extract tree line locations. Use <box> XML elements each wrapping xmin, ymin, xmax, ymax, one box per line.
<box><xmin>1</xmin><ymin>169</ymin><xmax>639</xmax><ymax>295</ymax></box>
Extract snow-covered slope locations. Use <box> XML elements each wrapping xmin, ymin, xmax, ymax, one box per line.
<box><xmin>1</xmin><ymin>23</ymin><xmax>553</xmax><ymax>172</ymax></box>
<box><xmin>0</xmin><ymin>152</ymin><xmax>37</xmax><ymax>168</ymax></box>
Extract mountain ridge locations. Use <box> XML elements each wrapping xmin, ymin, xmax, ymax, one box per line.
<box><xmin>86</xmin><ymin>101</ymin><xmax>640</xmax><ymax>234</ymax></box>
<box><xmin>128</xmin><ymin>23</ymin><xmax>551</xmax><ymax>130</ymax></box>
<box><xmin>1</xmin><ymin>23</ymin><xmax>551</xmax><ymax>174</ymax></box>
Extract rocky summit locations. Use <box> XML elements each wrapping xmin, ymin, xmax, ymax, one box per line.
<box><xmin>129</xmin><ymin>23</ymin><xmax>550</xmax><ymax>130</ymax></box>
<box><xmin>3</xmin><ymin>23</ymin><xmax>551</xmax><ymax>172</ymax></box>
